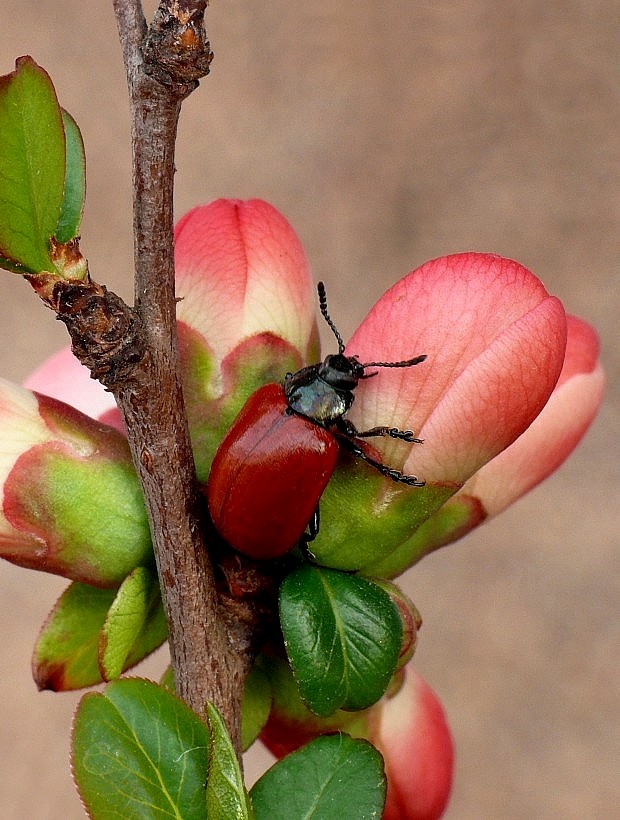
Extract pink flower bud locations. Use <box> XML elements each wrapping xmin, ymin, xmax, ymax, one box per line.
<box><xmin>311</xmin><ymin>253</ymin><xmax>601</xmax><ymax>574</ymax></box>
<box><xmin>0</xmin><ymin>379</ymin><xmax>151</xmax><ymax>585</ymax></box>
<box><xmin>258</xmin><ymin>656</ymin><xmax>453</xmax><ymax>819</ymax></box>
<box><xmin>367</xmin><ymin>666</ymin><xmax>454</xmax><ymax>820</ymax></box>
<box><xmin>455</xmin><ymin>313</ymin><xmax>604</xmax><ymax>516</ymax></box>
<box><xmin>25</xmin><ymin>199</ymin><xmax>320</xmax><ymax>482</ymax></box>
<box><xmin>174</xmin><ymin>199</ymin><xmax>318</xmax><ymax>370</ymax></box>
<box><xmin>369</xmin><ymin>313</ymin><xmax>604</xmax><ymax>571</ymax></box>
<box><xmin>345</xmin><ymin>253</ymin><xmax>567</xmax><ymax>484</ymax></box>
<box><xmin>175</xmin><ymin>199</ymin><xmax>320</xmax><ymax>480</ymax></box>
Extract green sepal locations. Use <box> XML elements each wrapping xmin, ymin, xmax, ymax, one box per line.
<box><xmin>72</xmin><ymin>678</ymin><xmax>211</xmax><ymax>819</ymax></box>
<box><xmin>179</xmin><ymin>325</ymin><xmax>305</xmax><ymax>484</ymax></box>
<box><xmin>99</xmin><ymin>566</ymin><xmax>167</xmax><ymax>681</ymax></box>
<box><xmin>279</xmin><ymin>565</ymin><xmax>402</xmax><ymax>716</ymax></box>
<box><xmin>249</xmin><ymin>733</ymin><xmax>386</xmax><ymax>820</ymax></box>
<box><xmin>363</xmin><ymin>491</ymin><xmax>486</xmax><ymax>577</ymax></box>
<box><xmin>205</xmin><ymin>702</ymin><xmax>254</xmax><ymax>820</ymax></box>
<box><xmin>309</xmin><ymin>453</ymin><xmax>459</xmax><ymax>573</ymax></box>
<box><xmin>32</xmin><ymin>579</ymin><xmax>167</xmax><ymax>691</ymax></box>
<box><xmin>159</xmin><ymin>664</ymin><xmax>175</xmax><ymax>692</ymax></box>
<box><xmin>0</xmin><ymin>56</ymin><xmax>65</xmax><ymax>274</ymax></box>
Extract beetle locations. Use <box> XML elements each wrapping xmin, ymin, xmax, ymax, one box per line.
<box><xmin>207</xmin><ymin>282</ymin><xmax>427</xmax><ymax>560</ymax></box>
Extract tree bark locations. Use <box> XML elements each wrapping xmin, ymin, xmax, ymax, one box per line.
<box><xmin>107</xmin><ymin>0</ymin><xmax>250</xmax><ymax>755</ymax></box>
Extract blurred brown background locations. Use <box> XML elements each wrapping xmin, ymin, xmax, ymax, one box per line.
<box><xmin>0</xmin><ymin>2</ymin><xmax>617</xmax><ymax>818</ymax></box>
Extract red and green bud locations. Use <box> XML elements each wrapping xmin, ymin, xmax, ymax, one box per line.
<box><xmin>367</xmin><ymin>666</ymin><xmax>454</xmax><ymax>820</ymax></box>
<box><xmin>174</xmin><ymin>199</ymin><xmax>319</xmax><ymax>481</ymax></box>
<box><xmin>0</xmin><ymin>379</ymin><xmax>151</xmax><ymax>586</ymax></box>
<box><xmin>309</xmin><ymin>253</ymin><xmax>602</xmax><ymax>573</ymax></box>
<box><xmin>24</xmin><ymin>347</ymin><xmax>122</xmax><ymax>430</ymax></box>
<box><xmin>25</xmin><ymin>199</ymin><xmax>320</xmax><ymax>484</ymax></box>
<box><xmin>361</xmin><ymin>312</ymin><xmax>604</xmax><ymax>577</ymax></box>
<box><xmin>257</xmin><ymin>655</ymin><xmax>453</xmax><ymax>820</ymax></box>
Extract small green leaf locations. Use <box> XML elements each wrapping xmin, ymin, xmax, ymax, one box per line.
<box><xmin>33</xmin><ymin>579</ymin><xmax>167</xmax><ymax>691</ymax></box>
<box><xmin>206</xmin><ymin>702</ymin><xmax>253</xmax><ymax>820</ymax></box>
<box><xmin>33</xmin><ymin>582</ymin><xmax>117</xmax><ymax>690</ymax></box>
<box><xmin>0</xmin><ymin>56</ymin><xmax>66</xmax><ymax>273</ymax></box>
<box><xmin>241</xmin><ymin>663</ymin><xmax>272</xmax><ymax>752</ymax></box>
<box><xmin>99</xmin><ymin>566</ymin><xmax>167</xmax><ymax>681</ymax></box>
<box><xmin>250</xmin><ymin>733</ymin><xmax>386</xmax><ymax>820</ymax></box>
<box><xmin>72</xmin><ymin>678</ymin><xmax>211</xmax><ymax>819</ymax></box>
<box><xmin>55</xmin><ymin>109</ymin><xmax>85</xmax><ymax>243</ymax></box>
<box><xmin>279</xmin><ymin>566</ymin><xmax>402</xmax><ymax>716</ymax></box>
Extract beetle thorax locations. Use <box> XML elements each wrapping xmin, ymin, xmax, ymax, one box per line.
<box><xmin>284</xmin><ymin>353</ymin><xmax>363</xmax><ymax>426</ymax></box>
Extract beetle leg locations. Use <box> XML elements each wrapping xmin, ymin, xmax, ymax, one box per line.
<box><xmin>337</xmin><ymin>418</ymin><xmax>423</xmax><ymax>444</ymax></box>
<box><xmin>306</xmin><ymin>506</ymin><xmax>320</xmax><ymax>541</ymax></box>
<box><xmin>299</xmin><ymin>506</ymin><xmax>320</xmax><ymax>560</ymax></box>
<box><xmin>356</xmin><ymin>425</ymin><xmax>423</xmax><ymax>444</ymax></box>
<box><xmin>336</xmin><ymin>435</ymin><xmax>425</xmax><ymax>487</ymax></box>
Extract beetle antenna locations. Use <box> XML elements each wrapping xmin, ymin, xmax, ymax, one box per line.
<box><xmin>317</xmin><ymin>281</ymin><xmax>346</xmax><ymax>353</ymax></box>
<box><xmin>360</xmin><ymin>354</ymin><xmax>427</xmax><ymax>369</ymax></box>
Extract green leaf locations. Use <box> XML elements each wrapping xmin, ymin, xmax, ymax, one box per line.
<box><xmin>72</xmin><ymin>678</ymin><xmax>211</xmax><ymax>819</ymax></box>
<box><xmin>33</xmin><ymin>582</ymin><xmax>117</xmax><ymax>690</ymax></box>
<box><xmin>32</xmin><ymin>579</ymin><xmax>167</xmax><ymax>691</ymax></box>
<box><xmin>250</xmin><ymin>733</ymin><xmax>386</xmax><ymax>820</ymax></box>
<box><xmin>160</xmin><ymin>664</ymin><xmax>271</xmax><ymax>754</ymax></box>
<box><xmin>241</xmin><ymin>663</ymin><xmax>272</xmax><ymax>752</ymax></box>
<box><xmin>55</xmin><ymin>109</ymin><xmax>85</xmax><ymax>243</ymax></box>
<box><xmin>279</xmin><ymin>566</ymin><xmax>402</xmax><ymax>716</ymax></box>
<box><xmin>99</xmin><ymin>566</ymin><xmax>167</xmax><ymax>681</ymax></box>
<box><xmin>0</xmin><ymin>56</ymin><xmax>65</xmax><ymax>273</ymax></box>
<box><xmin>206</xmin><ymin>702</ymin><xmax>253</xmax><ymax>820</ymax></box>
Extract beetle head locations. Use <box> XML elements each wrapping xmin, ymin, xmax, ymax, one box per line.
<box><xmin>318</xmin><ymin>353</ymin><xmax>365</xmax><ymax>391</ymax></box>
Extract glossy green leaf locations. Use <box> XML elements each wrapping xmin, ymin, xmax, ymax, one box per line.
<box><xmin>33</xmin><ymin>579</ymin><xmax>167</xmax><ymax>691</ymax></box>
<box><xmin>279</xmin><ymin>566</ymin><xmax>402</xmax><ymax>716</ymax></box>
<box><xmin>99</xmin><ymin>566</ymin><xmax>167</xmax><ymax>681</ymax></box>
<box><xmin>55</xmin><ymin>109</ymin><xmax>85</xmax><ymax>243</ymax></box>
<box><xmin>72</xmin><ymin>678</ymin><xmax>210</xmax><ymax>819</ymax></box>
<box><xmin>206</xmin><ymin>702</ymin><xmax>253</xmax><ymax>820</ymax></box>
<box><xmin>0</xmin><ymin>56</ymin><xmax>65</xmax><ymax>273</ymax></box>
<box><xmin>241</xmin><ymin>663</ymin><xmax>272</xmax><ymax>752</ymax></box>
<box><xmin>250</xmin><ymin>733</ymin><xmax>386</xmax><ymax>819</ymax></box>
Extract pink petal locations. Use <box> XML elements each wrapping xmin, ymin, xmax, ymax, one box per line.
<box><xmin>370</xmin><ymin>666</ymin><xmax>454</xmax><ymax>820</ymax></box>
<box><xmin>345</xmin><ymin>254</ymin><xmax>566</xmax><ymax>483</ymax></box>
<box><xmin>174</xmin><ymin>199</ymin><xmax>317</xmax><ymax>369</ymax></box>
<box><xmin>23</xmin><ymin>347</ymin><xmax>120</xmax><ymax>427</ymax></box>
<box><xmin>458</xmin><ymin>315</ymin><xmax>604</xmax><ymax>515</ymax></box>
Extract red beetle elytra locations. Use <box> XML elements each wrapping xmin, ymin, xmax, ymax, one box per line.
<box><xmin>207</xmin><ymin>283</ymin><xmax>427</xmax><ymax>560</ymax></box>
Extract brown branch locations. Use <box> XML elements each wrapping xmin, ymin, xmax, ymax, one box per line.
<box><xmin>103</xmin><ymin>0</ymin><xmax>248</xmax><ymax>754</ymax></box>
